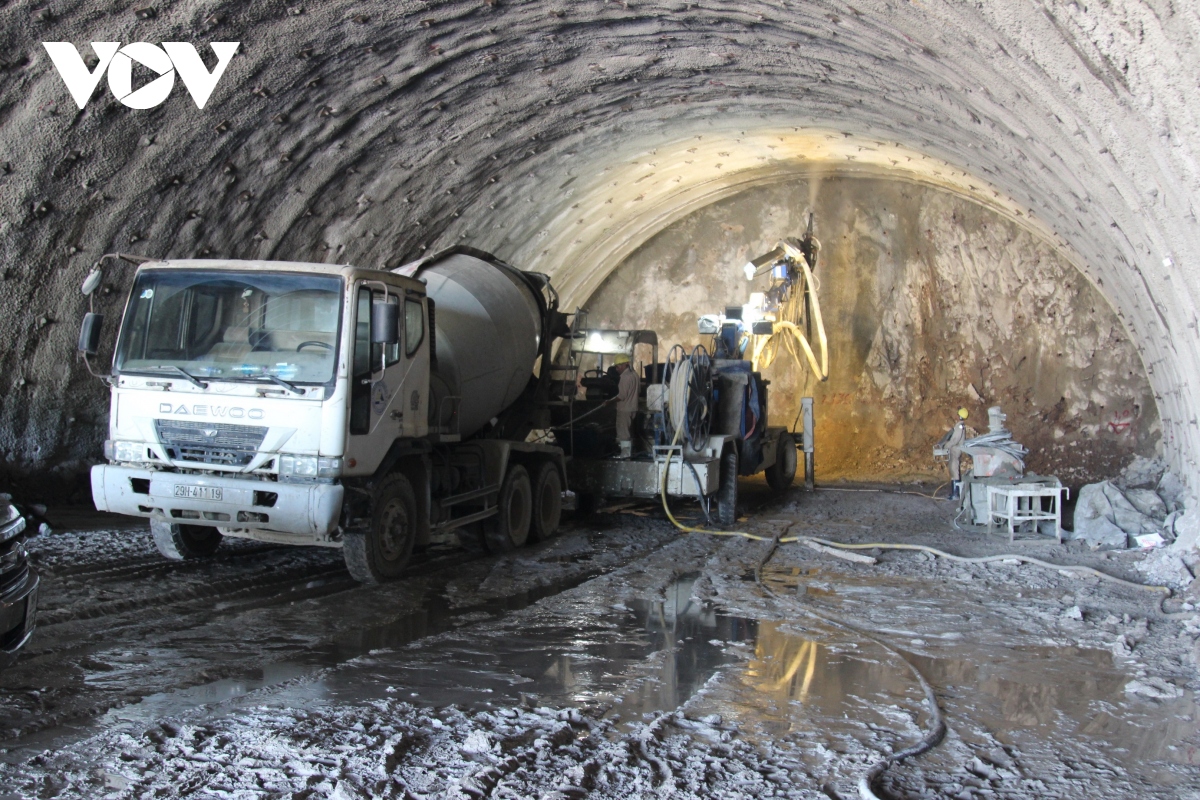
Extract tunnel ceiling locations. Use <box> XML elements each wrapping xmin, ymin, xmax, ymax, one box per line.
<box><xmin>0</xmin><ymin>1</ymin><xmax>1197</xmax><ymax>492</ymax></box>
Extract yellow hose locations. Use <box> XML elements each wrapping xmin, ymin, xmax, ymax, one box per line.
<box><xmin>657</xmin><ymin>417</ymin><xmax>772</xmax><ymax>541</ymax></box>
<box><xmin>749</xmin><ymin>247</ymin><xmax>829</xmax><ymax>380</ymax></box>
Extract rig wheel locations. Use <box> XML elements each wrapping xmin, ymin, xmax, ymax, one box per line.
<box><xmin>715</xmin><ymin>447</ymin><xmax>739</xmax><ymax>528</ymax></box>
<box><xmin>765</xmin><ymin>431</ymin><xmax>799</xmax><ymax>492</ymax></box>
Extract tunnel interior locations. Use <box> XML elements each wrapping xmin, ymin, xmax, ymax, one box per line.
<box><xmin>1</xmin><ymin>0</ymin><xmax>1197</xmax><ymax>502</ymax></box>
<box><xmin>2</xmin><ymin>3</ymin><xmax>1199</xmax><ymax>796</ymax></box>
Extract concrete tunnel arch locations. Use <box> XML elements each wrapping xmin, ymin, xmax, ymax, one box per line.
<box><xmin>0</xmin><ymin>1</ymin><xmax>1196</xmax><ymax>499</ymax></box>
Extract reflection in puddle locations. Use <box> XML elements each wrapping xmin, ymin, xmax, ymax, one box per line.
<box><xmin>740</xmin><ymin>621</ymin><xmax>1200</xmax><ymax>774</ymax></box>
<box><xmin>746</xmin><ymin>623</ymin><xmax>821</xmax><ymax>701</ymax></box>
<box><xmin>294</xmin><ymin>574</ymin><xmax>758</xmax><ymax>717</ymax></box>
<box><xmin>103</xmin><ymin>662</ymin><xmax>312</xmax><ymax>725</ymax></box>
<box><xmin>611</xmin><ymin>576</ymin><xmax>756</xmax><ymax>715</ymax></box>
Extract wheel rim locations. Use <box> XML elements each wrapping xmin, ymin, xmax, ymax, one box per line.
<box><xmin>378</xmin><ymin>498</ymin><xmax>409</xmax><ymax>562</ymax></box>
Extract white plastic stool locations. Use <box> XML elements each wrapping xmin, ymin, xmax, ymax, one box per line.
<box><xmin>986</xmin><ymin>482</ymin><xmax>1069</xmax><ymax>542</ymax></box>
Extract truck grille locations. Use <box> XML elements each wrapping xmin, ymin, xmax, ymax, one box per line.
<box><xmin>154</xmin><ymin>420</ymin><xmax>268</xmax><ymax>467</ymax></box>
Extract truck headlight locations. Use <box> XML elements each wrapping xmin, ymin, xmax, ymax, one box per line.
<box><xmin>104</xmin><ymin>440</ymin><xmax>152</xmax><ymax>463</ymax></box>
<box><xmin>278</xmin><ymin>454</ymin><xmax>342</xmax><ymax>482</ymax></box>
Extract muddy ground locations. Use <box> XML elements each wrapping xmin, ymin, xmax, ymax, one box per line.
<box><xmin>1</xmin><ymin>481</ymin><xmax>1198</xmax><ymax>799</ymax></box>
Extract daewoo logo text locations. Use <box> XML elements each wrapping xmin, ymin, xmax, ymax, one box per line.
<box><xmin>159</xmin><ymin>403</ymin><xmax>264</xmax><ymax>420</ymax></box>
<box><xmin>43</xmin><ymin>42</ymin><xmax>240</xmax><ymax>109</ymax></box>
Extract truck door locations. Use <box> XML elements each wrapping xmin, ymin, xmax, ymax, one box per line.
<box><xmin>345</xmin><ymin>283</ymin><xmax>428</xmax><ymax>473</ymax></box>
<box><xmin>399</xmin><ymin>294</ymin><xmax>429</xmax><ymax>438</ymax></box>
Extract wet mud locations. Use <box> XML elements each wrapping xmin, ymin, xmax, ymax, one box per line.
<box><xmin>1</xmin><ymin>487</ymin><xmax>1198</xmax><ymax>798</ymax></box>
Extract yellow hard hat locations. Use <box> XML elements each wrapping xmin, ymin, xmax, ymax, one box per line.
<box><xmin>958</xmin><ymin>408</ymin><xmax>969</xmax><ymax>419</ymax></box>
<box><xmin>613</xmin><ymin>354</ymin><xmax>630</xmax><ymax>365</ymax></box>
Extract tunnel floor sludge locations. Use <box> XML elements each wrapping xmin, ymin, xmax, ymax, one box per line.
<box><xmin>2</xmin><ymin>493</ymin><xmax>1199</xmax><ymax>798</ymax></box>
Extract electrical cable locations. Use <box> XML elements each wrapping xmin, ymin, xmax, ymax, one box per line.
<box><xmin>817</xmin><ymin>485</ymin><xmax>949</xmax><ymax>501</ymax></box>
<box><xmin>683</xmin><ymin>458</ymin><xmax>714</xmax><ymax>525</ymax></box>
<box><xmin>753</xmin><ymin>528</ymin><xmax>946</xmax><ymax>800</ymax></box>
<box><xmin>752</xmin><ymin>528</ymin><xmax>1195</xmax><ymax>796</ymax></box>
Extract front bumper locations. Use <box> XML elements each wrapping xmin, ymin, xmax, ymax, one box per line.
<box><xmin>91</xmin><ymin>464</ymin><xmax>344</xmax><ymax>540</ymax></box>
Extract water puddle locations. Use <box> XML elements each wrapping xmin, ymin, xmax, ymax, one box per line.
<box><xmin>7</xmin><ymin>567</ymin><xmax>1197</xmax><ymax>789</ymax></box>
<box><xmin>275</xmin><ymin>574</ymin><xmax>758</xmax><ymax>715</ymax></box>
<box><xmin>0</xmin><ymin>566</ymin><xmax>610</xmax><ymax>759</ymax></box>
<box><xmin>734</xmin><ymin>620</ymin><xmax>1200</xmax><ymax>777</ymax></box>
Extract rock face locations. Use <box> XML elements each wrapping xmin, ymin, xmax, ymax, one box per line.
<box><xmin>586</xmin><ymin>178</ymin><xmax>1158</xmax><ymax>484</ymax></box>
<box><xmin>0</xmin><ymin>1</ymin><xmax>1198</xmax><ymax>500</ymax></box>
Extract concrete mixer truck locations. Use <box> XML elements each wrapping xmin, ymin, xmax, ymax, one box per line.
<box><xmin>83</xmin><ymin>247</ymin><xmax>571</xmax><ymax>583</ymax></box>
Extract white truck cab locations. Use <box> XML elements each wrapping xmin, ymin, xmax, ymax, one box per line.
<box><xmin>90</xmin><ymin>259</ymin><xmax>430</xmax><ymax>551</ymax></box>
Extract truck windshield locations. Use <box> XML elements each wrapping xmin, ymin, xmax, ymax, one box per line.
<box><xmin>115</xmin><ymin>270</ymin><xmax>343</xmax><ymax>385</ymax></box>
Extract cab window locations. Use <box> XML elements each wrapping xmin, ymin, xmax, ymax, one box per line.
<box><xmin>405</xmin><ymin>298</ymin><xmax>424</xmax><ymax>357</ymax></box>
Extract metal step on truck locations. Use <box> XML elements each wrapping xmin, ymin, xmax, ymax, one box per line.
<box><xmin>80</xmin><ymin>247</ymin><xmax>573</xmax><ymax>583</ymax></box>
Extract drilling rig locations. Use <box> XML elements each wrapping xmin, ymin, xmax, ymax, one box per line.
<box><xmin>548</xmin><ymin>221</ymin><xmax>829</xmax><ymax>525</ymax></box>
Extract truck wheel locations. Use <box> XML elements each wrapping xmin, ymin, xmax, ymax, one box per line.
<box><xmin>715</xmin><ymin>448</ymin><xmax>739</xmax><ymax>528</ymax></box>
<box><xmin>344</xmin><ymin>473</ymin><xmax>417</xmax><ymax>583</ymax></box>
<box><xmin>151</xmin><ymin>520</ymin><xmax>222</xmax><ymax>560</ymax></box>
<box><xmin>483</xmin><ymin>464</ymin><xmax>532</xmax><ymax>553</ymax></box>
<box><xmin>530</xmin><ymin>462</ymin><xmax>563</xmax><ymax>542</ymax></box>
<box><xmin>765</xmin><ymin>432</ymin><xmax>798</xmax><ymax>492</ymax></box>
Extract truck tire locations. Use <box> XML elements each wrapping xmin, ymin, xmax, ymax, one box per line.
<box><xmin>716</xmin><ymin>447</ymin><xmax>739</xmax><ymax>528</ymax></box>
<box><xmin>483</xmin><ymin>464</ymin><xmax>532</xmax><ymax>553</ymax></box>
<box><xmin>344</xmin><ymin>473</ymin><xmax>417</xmax><ymax>583</ymax></box>
<box><xmin>530</xmin><ymin>462</ymin><xmax>563</xmax><ymax>542</ymax></box>
<box><xmin>765</xmin><ymin>431</ymin><xmax>798</xmax><ymax>492</ymax></box>
<box><xmin>151</xmin><ymin>520</ymin><xmax>222</xmax><ymax>560</ymax></box>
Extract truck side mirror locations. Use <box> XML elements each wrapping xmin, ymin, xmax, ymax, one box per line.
<box><xmin>78</xmin><ymin>312</ymin><xmax>104</xmax><ymax>355</ymax></box>
<box><xmin>371</xmin><ymin>300</ymin><xmax>399</xmax><ymax>344</ymax></box>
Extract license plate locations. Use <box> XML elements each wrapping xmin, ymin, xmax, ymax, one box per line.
<box><xmin>174</xmin><ymin>485</ymin><xmax>222</xmax><ymax>501</ymax></box>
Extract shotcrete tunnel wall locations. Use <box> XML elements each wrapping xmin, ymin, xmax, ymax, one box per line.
<box><xmin>0</xmin><ymin>1</ymin><xmax>1196</xmax><ymax>501</ymax></box>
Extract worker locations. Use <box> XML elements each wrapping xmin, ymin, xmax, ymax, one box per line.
<box><xmin>606</xmin><ymin>354</ymin><xmax>639</xmax><ymax>458</ymax></box>
<box><xmin>941</xmin><ymin>407</ymin><xmax>970</xmax><ymax>499</ymax></box>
